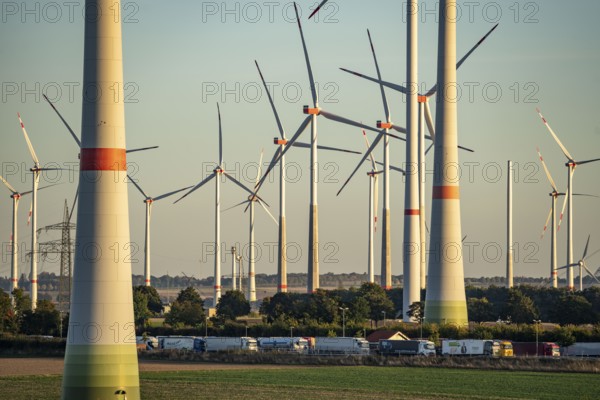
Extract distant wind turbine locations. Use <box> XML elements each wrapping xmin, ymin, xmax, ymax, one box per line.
<box><xmin>537</xmin><ymin>108</ymin><xmax>600</xmax><ymax>290</ymax></box>
<box><xmin>558</xmin><ymin>235</ymin><xmax>600</xmax><ymax>290</ymax></box>
<box><xmin>174</xmin><ymin>103</ymin><xmax>260</xmax><ymax>307</ymax></box>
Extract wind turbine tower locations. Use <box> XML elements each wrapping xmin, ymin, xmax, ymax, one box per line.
<box><xmin>62</xmin><ymin>1</ymin><xmax>140</xmax><ymax>397</ymax></box>
<box><xmin>424</xmin><ymin>0</ymin><xmax>469</xmax><ymax>326</ymax></box>
<box><xmin>403</xmin><ymin>0</ymin><xmax>421</xmax><ymax>321</ymax></box>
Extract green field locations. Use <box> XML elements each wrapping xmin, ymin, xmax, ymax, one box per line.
<box><xmin>3</xmin><ymin>366</ymin><xmax>599</xmax><ymax>399</ymax></box>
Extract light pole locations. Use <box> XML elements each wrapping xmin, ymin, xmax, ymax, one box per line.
<box><xmin>290</xmin><ymin>326</ymin><xmax>294</xmax><ymax>339</ymax></box>
<box><xmin>534</xmin><ymin>319</ymin><xmax>541</xmax><ymax>356</ymax></box>
<box><xmin>245</xmin><ymin>325</ymin><xmax>248</xmax><ymax>337</ymax></box>
<box><xmin>339</xmin><ymin>307</ymin><xmax>348</xmax><ymax>337</ymax></box>
<box><xmin>382</xmin><ymin>311</ymin><xmax>386</xmax><ymax>328</ymax></box>
<box><xmin>205</xmin><ymin>316</ymin><xmax>209</xmax><ymax>338</ymax></box>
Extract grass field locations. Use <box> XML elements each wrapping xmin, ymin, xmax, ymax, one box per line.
<box><xmin>2</xmin><ymin>365</ymin><xmax>600</xmax><ymax>400</ymax></box>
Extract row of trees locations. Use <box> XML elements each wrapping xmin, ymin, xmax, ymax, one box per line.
<box><xmin>0</xmin><ymin>288</ymin><xmax>62</xmax><ymax>336</ymax></box>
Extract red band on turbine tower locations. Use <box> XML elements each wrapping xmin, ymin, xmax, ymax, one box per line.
<box><xmin>80</xmin><ymin>148</ymin><xmax>127</xmax><ymax>171</ymax></box>
<box><xmin>404</xmin><ymin>209</ymin><xmax>420</xmax><ymax>216</ymax></box>
<box><xmin>433</xmin><ymin>186</ymin><xmax>460</xmax><ymax>200</ymax></box>
<box><xmin>278</xmin><ymin>285</ymin><xmax>288</xmax><ymax>289</ymax></box>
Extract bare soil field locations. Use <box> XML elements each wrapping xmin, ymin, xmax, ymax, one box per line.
<box><xmin>0</xmin><ymin>358</ymin><xmax>303</xmax><ymax>377</ymax></box>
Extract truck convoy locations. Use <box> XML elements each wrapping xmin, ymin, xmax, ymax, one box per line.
<box><xmin>512</xmin><ymin>342</ymin><xmax>560</xmax><ymax>357</ymax></box>
<box><xmin>378</xmin><ymin>340</ymin><xmax>436</xmax><ymax>356</ymax></box>
<box><xmin>158</xmin><ymin>336</ymin><xmax>196</xmax><ymax>351</ymax></box>
<box><xmin>314</xmin><ymin>337</ymin><xmax>370</xmax><ymax>355</ymax></box>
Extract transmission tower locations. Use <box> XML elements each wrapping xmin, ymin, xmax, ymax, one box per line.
<box><xmin>36</xmin><ymin>200</ymin><xmax>76</xmax><ymax>312</ymax></box>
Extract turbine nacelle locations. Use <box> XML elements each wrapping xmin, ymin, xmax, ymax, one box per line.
<box><xmin>214</xmin><ymin>167</ymin><xmax>224</xmax><ymax>174</ymax></box>
<box><xmin>377</xmin><ymin>121</ymin><xmax>392</xmax><ymax>129</ymax></box>
<box><xmin>144</xmin><ymin>198</ymin><xmax>154</xmax><ymax>205</ymax></box>
<box><xmin>11</xmin><ymin>193</ymin><xmax>21</xmax><ymax>200</ymax></box>
<box><xmin>274</xmin><ymin>138</ymin><xmax>288</xmax><ymax>145</ymax></box>
<box><xmin>303</xmin><ymin>105</ymin><xmax>320</xmax><ymax>115</ymax></box>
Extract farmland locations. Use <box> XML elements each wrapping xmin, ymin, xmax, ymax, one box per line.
<box><xmin>1</xmin><ymin>359</ymin><xmax>599</xmax><ymax>399</ymax></box>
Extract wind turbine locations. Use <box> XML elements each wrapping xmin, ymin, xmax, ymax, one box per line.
<box><xmin>536</xmin><ymin>108</ymin><xmax>600</xmax><ymax>290</ymax></box>
<box><xmin>0</xmin><ymin>176</ymin><xmax>56</xmax><ymax>300</ymax></box>
<box><xmin>254</xmin><ymin>60</ymin><xmax>359</xmax><ymax>293</ymax></box>
<box><xmin>16</xmin><ymin>113</ymin><xmax>64</xmax><ymax>310</ymax></box>
<box><xmin>223</xmin><ymin>150</ymin><xmax>278</xmax><ymax>303</ymax></box>
<box><xmin>174</xmin><ymin>103</ymin><xmax>259</xmax><ymax>307</ymax></box>
<box><xmin>360</xmin><ymin>131</ymin><xmax>405</xmax><ymax>283</ymax></box>
<box><xmin>558</xmin><ymin>235</ymin><xmax>600</xmax><ymax>290</ymax></box>
<box><xmin>129</xmin><ymin>179</ymin><xmax>192</xmax><ymax>287</ymax></box>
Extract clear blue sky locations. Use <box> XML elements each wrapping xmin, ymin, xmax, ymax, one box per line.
<box><xmin>1</xmin><ymin>0</ymin><xmax>600</xmax><ymax>283</ymax></box>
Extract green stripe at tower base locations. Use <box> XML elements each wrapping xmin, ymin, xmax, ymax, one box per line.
<box><xmin>62</xmin><ymin>344</ymin><xmax>140</xmax><ymax>400</ymax></box>
<box><xmin>424</xmin><ymin>300</ymin><xmax>468</xmax><ymax>326</ymax></box>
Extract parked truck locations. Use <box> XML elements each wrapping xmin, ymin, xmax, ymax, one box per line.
<box><xmin>441</xmin><ymin>339</ymin><xmax>499</xmax><ymax>356</ymax></box>
<box><xmin>200</xmin><ymin>337</ymin><xmax>258</xmax><ymax>352</ymax></box>
<box><xmin>378</xmin><ymin>340</ymin><xmax>436</xmax><ymax>356</ymax></box>
<box><xmin>158</xmin><ymin>336</ymin><xmax>196</xmax><ymax>351</ymax></box>
<box><xmin>136</xmin><ymin>336</ymin><xmax>159</xmax><ymax>350</ymax></box>
<box><xmin>258</xmin><ymin>337</ymin><xmax>309</xmax><ymax>353</ymax></box>
<box><xmin>512</xmin><ymin>342</ymin><xmax>560</xmax><ymax>357</ymax></box>
<box><xmin>562</xmin><ymin>343</ymin><xmax>600</xmax><ymax>357</ymax></box>
<box><xmin>314</xmin><ymin>337</ymin><xmax>370</xmax><ymax>355</ymax></box>
<box><xmin>498</xmin><ymin>340</ymin><xmax>514</xmax><ymax>357</ymax></box>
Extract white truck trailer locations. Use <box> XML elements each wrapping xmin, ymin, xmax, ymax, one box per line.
<box><xmin>202</xmin><ymin>337</ymin><xmax>258</xmax><ymax>352</ymax></box>
<box><xmin>378</xmin><ymin>340</ymin><xmax>436</xmax><ymax>356</ymax></box>
<box><xmin>258</xmin><ymin>337</ymin><xmax>309</xmax><ymax>353</ymax></box>
<box><xmin>158</xmin><ymin>336</ymin><xmax>196</xmax><ymax>351</ymax></box>
<box><xmin>441</xmin><ymin>339</ymin><xmax>499</xmax><ymax>356</ymax></box>
<box><xmin>314</xmin><ymin>337</ymin><xmax>370</xmax><ymax>355</ymax></box>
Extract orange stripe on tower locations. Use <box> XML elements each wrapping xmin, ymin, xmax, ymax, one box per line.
<box><xmin>432</xmin><ymin>185</ymin><xmax>460</xmax><ymax>200</ymax></box>
<box><xmin>278</xmin><ymin>285</ymin><xmax>288</xmax><ymax>289</ymax></box>
<box><xmin>404</xmin><ymin>209</ymin><xmax>420</xmax><ymax>216</ymax></box>
<box><xmin>80</xmin><ymin>148</ymin><xmax>127</xmax><ymax>171</ymax></box>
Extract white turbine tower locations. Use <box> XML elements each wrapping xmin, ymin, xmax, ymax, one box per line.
<box><xmin>175</xmin><ymin>103</ymin><xmax>258</xmax><ymax>307</ymax></box>
<box><xmin>537</xmin><ymin>108</ymin><xmax>600</xmax><ymax>290</ymax></box>
<box><xmin>224</xmin><ymin>150</ymin><xmax>278</xmax><ymax>303</ymax></box>
<box><xmin>230</xmin><ymin>247</ymin><xmax>237</xmax><ymax>291</ymax></box>
<box><xmin>16</xmin><ymin>113</ymin><xmax>63</xmax><ymax>310</ymax></box>
<box><xmin>129</xmin><ymin>180</ymin><xmax>192</xmax><ymax>287</ymax></box>
<box><xmin>254</xmin><ymin>60</ymin><xmax>360</xmax><ymax>293</ymax></box>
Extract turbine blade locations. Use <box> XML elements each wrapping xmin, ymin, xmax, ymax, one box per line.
<box><xmin>540</xmin><ymin>206</ymin><xmax>553</xmax><ymax>240</ymax></box>
<box><xmin>256</xmin><ymin>149</ymin><xmax>265</xmax><ymax>185</ymax></box>
<box><xmin>536</xmin><ymin>146</ymin><xmax>558</xmax><ymax>193</ymax></box>
<box><xmin>257</xmin><ymin>198</ymin><xmax>279</xmax><ymax>226</ymax></box>
<box><xmin>337</xmin><ymin>132</ymin><xmax>384</xmax><ymax>196</ymax></box>
<box><xmin>308</xmin><ymin>0</ymin><xmax>328</xmax><ymax>19</ymax></box>
<box><xmin>128</xmin><ymin>176</ymin><xmax>148</xmax><ymax>198</ymax></box>
<box><xmin>42</xmin><ymin>94</ymin><xmax>82</xmax><ymax>148</ymax></box>
<box><xmin>0</xmin><ymin>175</ymin><xmax>17</xmax><ymax>194</ymax></box>
<box><xmin>572</xmin><ymin>193</ymin><xmax>600</xmax><ymax>198</ymax></box>
<box><xmin>174</xmin><ymin>174</ymin><xmax>216</xmax><ymax>204</ymax></box>
<box><xmin>153</xmin><ymin>185</ymin><xmax>195</xmax><ymax>201</ymax></box>
<box><xmin>458</xmin><ymin>144</ymin><xmax>475</xmax><ymax>153</ymax></box>
<box><xmin>362</xmin><ymin>130</ymin><xmax>376</xmax><ymax>171</ymax></box>
<box><xmin>69</xmin><ymin>185</ymin><xmax>78</xmax><ymax>222</ymax></box>
<box><xmin>386</xmin><ymin>131</ymin><xmax>406</xmax><ymax>142</ymax></box>
<box><xmin>223</xmin><ymin>171</ymin><xmax>269</xmax><ymax>207</ymax></box>
<box><xmin>255</xmin><ymin>116</ymin><xmax>311</xmax><ymax>191</ymax></box>
<box><xmin>556</xmin><ymin>184</ymin><xmax>569</xmax><ymax>232</ymax></box>
<box><xmin>339</xmin><ymin>67</ymin><xmax>409</xmax><ymax>95</ymax></box>
<box><xmin>255</xmin><ymin>60</ymin><xmax>286</xmax><ymax>139</ymax></box>
<box><xmin>375</xmin><ymin>161</ymin><xmax>406</xmax><ymax>175</ymax></box>
<box><xmin>425</xmin><ymin>143</ymin><xmax>434</xmax><ymax>155</ymax></box>
<box><xmin>294</xmin><ymin>2</ymin><xmax>318</xmax><ymax>106</ymax></box>
<box><xmin>222</xmin><ymin>200</ymin><xmax>250</xmax><ymax>213</ymax></box>
<box><xmin>217</xmin><ymin>103</ymin><xmax>223</xmax><ymax>166</ymax></box>
<box><xmin>536</xmin><ymin>108</ymin><xmax>574</xmax><ymax>161</ymax></box>
<box><xmin>424</xmin><ymin>101</ymin><xmax>436</xmax><ymax>143</ymax></box>
<box><xmin>582</xmin><ymin>261</ymin><xmax>600</xmax><ymax>284</ymax></box>
<box><xmin>583</xmin><ymin>235</ymin><xmax>591</xmax><ymax>260</ymax></box>
<box><xmin>315</xmin><ymin>144</ymin><xmax>361</xmax><ymax>154</ymax></box>
<box><xmin>425</xmin><ymin>23</ymin><xmax>500</xmax><ymax>97</ymax></box>
<box><xmin>17</xmin><ymin>113</ymin><xmax>40</xmax><ymax>166</ymax></box>
<box><xmin>391</xmin><ymin>124</ymin><xmax>407</xmax><ymax>134</ymax></box>
<box><xmin>367</xmin><ymin>29</ymin><xmax>391</xmax><ymax>122</ymax></box>
<box><xmin>577</xmin><ymin>158</ymin><xmax>600</xmax><ymax>166</ymax></box>
<box><xmin>319</xmin><ymin>110</ymin><xmax>379</xmax><ymax>133</ymax></box>
<box><xmin>126</xmin><ymin>146</ymin><xmax>159</xmax><ymax>153</ymax></box>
